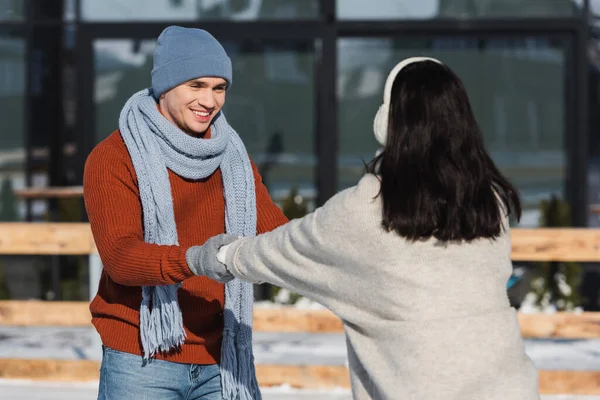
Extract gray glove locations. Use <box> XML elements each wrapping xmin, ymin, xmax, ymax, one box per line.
<box><xmin>186</xmin><ymin>234</ymin><xmax>239</xmax><ymax>283</ymax></box>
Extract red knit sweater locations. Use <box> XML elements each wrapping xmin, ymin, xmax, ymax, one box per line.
<box><xmin>83</xmin><ymin>129</ymin><xmax>288</xmax><ymax>364</ymax></box>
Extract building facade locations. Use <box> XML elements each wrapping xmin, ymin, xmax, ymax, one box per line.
<box><xmin>1</xmin><ymin>0</ymin><xmax>598</xmax><ymax>304</ymax></box>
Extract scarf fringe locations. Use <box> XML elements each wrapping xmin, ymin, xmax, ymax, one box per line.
<box><xmin>140</xmin><ymin>287</ymin><xmax>154</xmax><ymax>360</ymax></box>
<box><xmin>140</xmin><ymin>285</ymin><xmax>185</xmax><ymax>360</ymax></box>
<box><xmin>237</xmin><ymin>342</ymin><xmax>262</xmax><ymax>400</ymax></box>
<box><xmin>220</xmin><ymin>328</ymin><xmax>239</xmax><ymax>400</ymax></box>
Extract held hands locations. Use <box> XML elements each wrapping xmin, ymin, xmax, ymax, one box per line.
<box><xmin>186</xmin><ymin>234</ymin><xmax>239</xmax><ymax>283</ymax></box>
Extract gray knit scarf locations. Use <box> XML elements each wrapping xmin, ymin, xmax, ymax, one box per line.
<box><xmin>119</xmin><ymin>88</ymin><xmax>261</xmax><ymax>400</ymax></box>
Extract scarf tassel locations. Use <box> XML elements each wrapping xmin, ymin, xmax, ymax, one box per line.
<box><xmin>220</xmin><ymin>328</ymin><xmax>239</xmax><ymax>400</ymax></box>
<box><xmin>237</xmin><ymin>342</ymin><xmax>261</xmax><ymax>400</ymax></box>
<box><xmin>140</xmin><ymin>287</ymin><xmax>155</xmax><ymax>360</ymax></box>
<box><xmin>140</xmin><ymin>285</ymin><xmax>186</xmax><ymax>360</ymax></box>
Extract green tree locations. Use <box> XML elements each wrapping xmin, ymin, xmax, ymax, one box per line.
<box><xmin>0</xmin><ymin>179</ymin><xmax>19</xmax><ymax>299</ymax></box>
<box><xmin>529</xmin><ymin>195</ymin><xmax>582</xmax><ymax>311</ymax></box>
<box><xmin>58</xmin><ymin>197</ymin><xmax>86</xmax><ymax>301</ymax></box>
<box><xmin>268</xmin><ymin>187</ymin><xmax>309</xmax><ymax>304</ymax></box>
<box><xmin>281</xmin><ymin>186</ymin><xmax>308</xmax><ymax>220</ymax></box>
<box><xmin>0</xmin><ymin>179</ymin><xmax>18</xmax><ymax>221</ymax></box>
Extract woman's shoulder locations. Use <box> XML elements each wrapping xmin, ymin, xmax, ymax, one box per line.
<box><xmin>357</xmin><ymin>173</ymin><xmax>381</xmax><ymax>192</ymax></box>
<box><xmin>316</xmin><ymin>174</ymin><xmax>382</xmax><ymax>225</ymax></box>
<box><xmin>326</xmin><ymin>174</ymin><xmax>380</xmax><ymax>206</ymax></box>
<box><xmin>351</xmin><ymin>173</ymin><xmax>382</xmax><ymax>204</ymax></box>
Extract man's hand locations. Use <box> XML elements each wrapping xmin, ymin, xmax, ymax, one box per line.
<box><xmin>186</xmin><ymin>234</ymin><xmax>239</xmax><ymax>283</ymax></box>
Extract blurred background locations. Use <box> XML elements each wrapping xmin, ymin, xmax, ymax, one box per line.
<box><xmin>0</xmin><ymin>0</ymin><xmax>599</xmax><ymax>307</ymax></box>
<box><xmin>1</xmin><ymin>0</ymin><xmax>600</xmax><ymax>398</ymax></box>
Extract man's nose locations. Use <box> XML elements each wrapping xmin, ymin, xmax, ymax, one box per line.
<box><xmin>196</xmin><ymin>90</ymin><xmax>215</xmax><ymax>109</ymax></box>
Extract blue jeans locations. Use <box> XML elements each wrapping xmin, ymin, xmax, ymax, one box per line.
<box><xmin>98</xmin><ymin>346</ymin><xmax>223</xmax><ymax>400</ymax></box>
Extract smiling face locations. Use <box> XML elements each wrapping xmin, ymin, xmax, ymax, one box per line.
<box><xmin>158</xmin><ymin>77</ymin><xmax>227</xmax><ymax>137</ymax></box>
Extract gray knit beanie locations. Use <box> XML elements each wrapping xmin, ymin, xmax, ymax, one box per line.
<box><xmin>151</xmin><ymin>26</ymin><xmax>232</xmax><ymax>99</ymax></box>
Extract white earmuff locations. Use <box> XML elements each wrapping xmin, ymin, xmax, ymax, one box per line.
<box><xmin>373</xmin><ymin>57</ymin><xmax>443</xmax><ymax>146</ymax></box>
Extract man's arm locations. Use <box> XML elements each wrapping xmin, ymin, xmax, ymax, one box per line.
<box><xmin>83</xmin><ymin>140</ymin><xmax>194</xmax><ymax>287</ymax></box>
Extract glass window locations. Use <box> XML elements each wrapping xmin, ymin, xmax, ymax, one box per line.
<box><xmin>93</xmin><ymin>38</ymin><xmax>316</xmax><ymax>206</ymax></box>
<box><xmin>592</xmin><ymin>0</ymin><xmax>600</xmax><ymax>19</ymax></box>
<box><xmin>82</xmin><ymin>0</ymin><xmax>320</xmax><ymax>21</ymax></box>
<box><xmin>0</xmin><ymin>0</ymin><xmax>24</xmax><ymax>21</ymax></box>
<box><xmin>31</xmin><ymin>0</ymin><xmax>65</xmax><ymax>20</ymax></box>
<box><xmin>336</xmin><ymin>0</ymin><xmax>580</xmax><ymax>20</ymax></box>
<box><xmin>0</xmin><ymin>31</ymin><xmax>26</xmax><ymax>221</ymax></box>
<box><xmin>588</xmin><ymin>29</ymin><xmax>600</xmax><ymax>227</ymax></box>
<box><xmin>338</xmin><ymin>37</ymin><xmax>569</xmax><ymax>228</ymax></box>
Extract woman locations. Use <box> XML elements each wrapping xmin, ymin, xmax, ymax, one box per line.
<box><xmin>187</xmin><ymin>57</ymin><xmax>540</xmax><ymax>399</ymax></box>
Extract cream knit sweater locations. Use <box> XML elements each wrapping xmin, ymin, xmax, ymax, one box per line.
<box><xmin>223</xmin><ymin>174</ymin><xmax>540</xmax><ymax>400</ymax></box>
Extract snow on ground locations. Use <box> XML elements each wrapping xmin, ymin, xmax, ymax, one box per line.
<box><xmin>0</xmin><ymin>326</ymin><xmax>599</xmax><ymax>398</ymax></box>
<box><xmin>0</xmin><ymin>327</ymin><xmax>599</xmax><ymax>370</ymax></box>
<box><xmin>525</xmin><ymin>338</ymin><xmax>600</xmax><ymax>370</ymax></box>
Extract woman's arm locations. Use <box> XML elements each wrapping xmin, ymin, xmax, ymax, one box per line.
<box><xmin>222</xmin><ymin>189</ymin><xmax>354</xmax><ymax>307</ymax></box>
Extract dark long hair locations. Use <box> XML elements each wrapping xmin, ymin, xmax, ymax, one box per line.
<box><xmin>366</xmin><ymin>60</ymin><xmax>521</xmax><ymax>242</ymax></box>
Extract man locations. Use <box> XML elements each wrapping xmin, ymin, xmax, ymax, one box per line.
<box><xmin>83</xmin><ymin>25</ymin><xmax>288</xmax><ymax>400</ymax></box>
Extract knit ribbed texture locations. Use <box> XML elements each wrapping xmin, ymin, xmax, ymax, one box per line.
<box><xmin>83</xmin><ymin>129</ymin><xmax>287</xmax><ymax>366</ymax></box>
<box><xmin>223</xmin><ymin>174</ymin><xmax>540</xmax><ymax>400</ymax></box>
<box><xmin>151</xmin><ymin>26</ymin><xmax>232</xmax><ymax>99</ymax></box>
<box><xmin>117</xmin><ymin>89</ymin><xmax>253</xmax><ymax>368</ymax></box>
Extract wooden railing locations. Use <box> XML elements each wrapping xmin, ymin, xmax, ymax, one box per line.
<box><xmin>1</xmin><ymin>300</ymin><xmax>599</xmax><ymax>339</ymax></box>
<box><xmin>0</xmin><ymin>223</ymin><xmax>599</xmax><ymax>394</ymax></box>
<box><xmin>0</xmin><ymin>223</ymin><xmax>100</xmax><ymax>301</ymax></box>
<box><xmin>2</xmin><ymin>223</ymin><xmax>600</xmax><ymax>260</ymax></box>
<box><xmin>0</xmin><ymin>223</ymin><xmax>95</xmax><ymax>255</ymax></box>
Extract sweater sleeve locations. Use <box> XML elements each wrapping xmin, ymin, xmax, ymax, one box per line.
<box><xmin>224</xmin><ymin>189</ymin><xmax>351</xmax><ymax>308</ymax></box>
<box><xmin>83</xmin><ymin>138</ymin><xmax>195</xmax><ymax>286</ymax></box>
<box><xmin>250</xmin><ymin>159</ymin><xmax>289</xmax><ymax>234</ymax></box>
